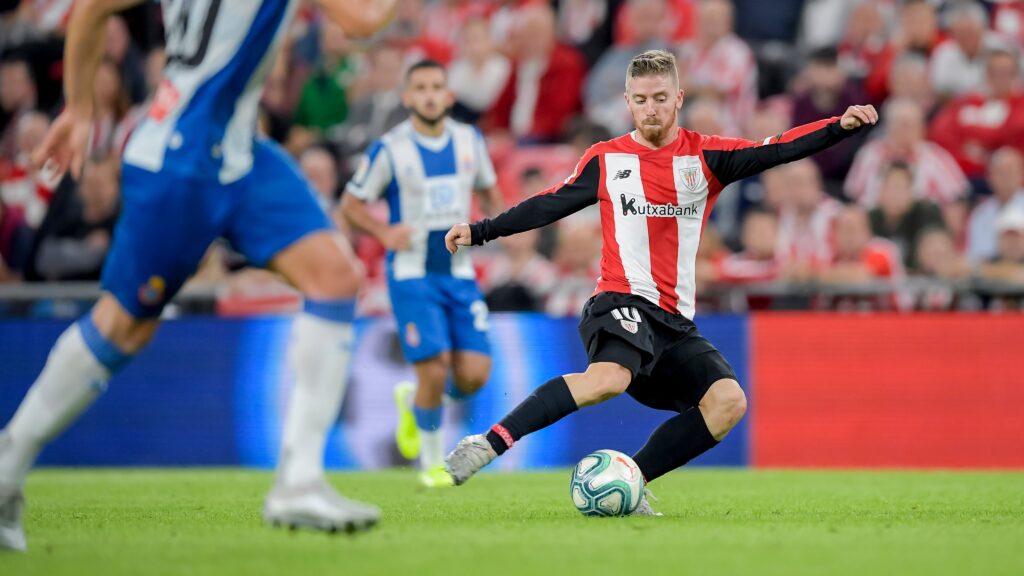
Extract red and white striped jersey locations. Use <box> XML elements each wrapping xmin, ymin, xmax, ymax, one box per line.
<box><xmin>844</xmin><ymin>139</ymin><xmax>969</xmax><ymax>207</ymax></box>
<box><xmin>470</xmin><ymin>117</ymin><xmax>864</xmax><ymax>319</ymax></box>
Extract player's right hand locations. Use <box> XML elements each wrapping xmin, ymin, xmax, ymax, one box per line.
<box><xmin>381</xmin><ymin>224</ymin><xmax>414</xmax><ymax>251</ymax></box>
<box><xmin>445</xmin><ymin>223</ymin><xmax>472</xmax><ymax>254</ymax></box>
<box><xmin>32</xmin><ymin>109</ymin><xmax>91</xmax><ymax>181</ymax></box>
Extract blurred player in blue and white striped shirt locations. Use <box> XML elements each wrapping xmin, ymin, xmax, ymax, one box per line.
<box><xmin>341</xmin><ymin>59</ymin><xmax>503</xmax><ymax>487</ymax></box>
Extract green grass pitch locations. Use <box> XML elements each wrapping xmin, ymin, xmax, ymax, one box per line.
<box><xmin>2</xmin><ymin>469</ymin><xmax>1022</xmax><ymax>575</ymax></box>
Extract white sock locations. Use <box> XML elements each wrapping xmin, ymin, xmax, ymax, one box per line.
<box><xmin>277</xmin><ymin>312</ymin><xmax>354</xmax><ymax>487</ymax></box>
<box><xmin>420</xmin><ymin>428</ymin><xmax>444</xmax><ymax>470</ymax></box>
<box><xmin>0</xmin><ymin>323</ymin><xmax>111</xmax><ymax>486</ymax></box>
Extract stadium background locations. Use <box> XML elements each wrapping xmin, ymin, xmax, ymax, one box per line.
<box><xmin>1</xmin><ymin>0</ymin><xmax>1024</xmax><ymax>472</ymax></box>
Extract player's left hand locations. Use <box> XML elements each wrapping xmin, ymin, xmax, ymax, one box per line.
<box><xmin>445</xmin><ymin>223</ymin><xmax>472</xmax><ymax>254</ymax></box>
<box><xmin>840</xmin><ymin>104</ymin><xmax>879</xmax><ymax>130</ymax></box>
<box><xmin>32</xmin><ymin>109</ymin><xmax>92</xmax><ymax>180</ymax></box>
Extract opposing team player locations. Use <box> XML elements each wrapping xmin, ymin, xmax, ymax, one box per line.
<box><xmin>340</xmin><ymin>60</ymin><xmax>503</xmax><ymax>487</ymax></box>
<box><xmin>443</xmin><ymin>50</ymin><xmax>877</xmax><ymax>513</ymax></box>
<box><xmin>0</xmin><ymin>0</ymin><xmax>396</xmax><ymax>551</ymax></box>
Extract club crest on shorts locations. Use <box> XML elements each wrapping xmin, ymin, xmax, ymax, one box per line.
<box><xmin>611</xmin><ymin>307</ymin><xmax>642</xmax><ymax>334</ymax></box>
<box><xmin>137</xmin><ymin>276</ymin><xmax>166</xmax><ymax>307</ymax></box>
<box><xmin>679</xmin><ymin>166</ymin><xmax>702</xmax><ymax>192</ymax></box>
<box><xmin>405</xmin><ymin>322</ymin><xmax>421</xmax><ymax>348</ymax></box>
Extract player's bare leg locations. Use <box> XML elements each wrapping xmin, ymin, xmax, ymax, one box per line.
<box><xmin>0</xmin><ymin>296</ymin><xmax>157</xmax><ymax>551</ymax></box>
<box><xmin>262</xmin><ymin>231</ymin><xmax>380</xmax><ymax>533</ymax></box>
<box><xmin>396</xmin><ymin>351</ymin><xmax>490</xmax><ymax>487</ymax></box>
<box><xmin>405</xmin><ymin>354</ymin><xmax>453</xmax><ymax>486</ymax></box>
<box><xmin>450</xmin><ymin>351</ymin><xmax>490</xmax><ymax>398</ymax></box>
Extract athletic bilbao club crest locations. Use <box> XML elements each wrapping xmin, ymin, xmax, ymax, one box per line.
<box><xmin>611</xmin><ymin>307</ymin><xmax>642</xmax><ymax>335</ymax></box>
<box><xmin>680</xmin><ymin>166</ymin><xmax>701</xmax><ymax>192</ymax></box>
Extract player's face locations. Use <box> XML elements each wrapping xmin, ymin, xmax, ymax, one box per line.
<box><xmin>625</xmin><ymin>74</ymin><xmax>683</xmax><ymax>143</ymax></box>
<box><xmin>403</xmin><ymin>67</ymin><xmax>452</xmax><ymax>126</ymax></box>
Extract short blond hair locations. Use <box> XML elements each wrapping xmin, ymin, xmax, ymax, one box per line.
<box><xmin>626</xmin><ymin>49</ymin><xmax>678</xmax><ymax>89</ymax></box>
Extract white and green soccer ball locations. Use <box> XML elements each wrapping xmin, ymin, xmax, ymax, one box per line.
<box><xmin>570</xmin><ymin>449</ymin><xmax>643</xmax><ymax>517</ymax></box>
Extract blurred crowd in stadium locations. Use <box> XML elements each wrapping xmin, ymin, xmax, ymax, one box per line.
<box><xmin>1</xmin><ymin>0</ymin><xmax>1023</xmax><ymax>314</ymax></box>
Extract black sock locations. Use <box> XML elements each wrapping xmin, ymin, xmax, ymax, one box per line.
<box><xmin>485</xmin><ymin>376</ymin><xmax>578</xmax><ymax>455</ymax></box>
<box><xmin>632</xmin><ymin>406</ymin><xmax>718</xmax><ymax>483</ymax></box>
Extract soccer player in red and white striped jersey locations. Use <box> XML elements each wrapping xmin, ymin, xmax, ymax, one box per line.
<box><xmin>442</xmin><ymin>49</ymin><xmax>877</xmax><ymax>512</ymax></box>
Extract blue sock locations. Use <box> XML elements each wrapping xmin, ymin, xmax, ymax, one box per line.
<box><xmin>302</xmin><ymin>298</ymin><xmax>356</xmax><ymax>323</ymax></box>
<box><xmin>413</xmin><ymin>405</ymin><xmax>442</xmax><ymax>432</ymax></box>
<box><xmin>77</xmin><ymin>315</ymin><xmax>133</xmax><ymax>373</ymax></box>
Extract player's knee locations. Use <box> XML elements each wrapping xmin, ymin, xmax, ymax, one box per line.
<box><xmin>706</xmin><ymin>379</ymin><xmax>747</xmax><ymax>428</ymax></box>
<box><xmin>453</xmin><ymin>371</ymin><xmax>487</xmax><ymax>394</ymax></box>
<box><xmin>92</xmin><ymin>297</ymin><xmax>159</xmax><ymax>354</ymax></box>
<box><xmin>583</xmin><ymin>363</ymin><xmax>632</xmax><ymax>403</ymax></box>
<box><xmin>417</xmin><ymin>355</ymin><xmax>451</xmax><ymax>386</ymax></box>
<box><xmin>300</xmin><ymin>253</ymin><xmax>364</xmax><ymax>300</ymax></box>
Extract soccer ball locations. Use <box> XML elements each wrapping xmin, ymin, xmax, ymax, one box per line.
<box><xmin>570</xmin><ymin>449</ymin><xmax>643</xmax><ymax>517</ymax></box>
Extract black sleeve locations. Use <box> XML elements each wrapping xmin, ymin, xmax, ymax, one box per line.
<box><xmin>703</xmin><ymin>118</ymin><xmax>868</xmax><ymax>186</ymax></box>
<box><xmin>470</xmin><ymin>155</ymin><xmax>600</xmax><ymax>245</ymax></box>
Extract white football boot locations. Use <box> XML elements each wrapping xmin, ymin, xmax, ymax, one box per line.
<box><xmin>0</xmin><ymin>432</ymin><xmax>26</xmax><ymax>552</ymax></box>
<box><xmin>0</xmin><ymin>484</ymin><xmax>26</xmax><ymax>552</ymax></box>
<box><xmin>263</xmin><ymin>479</ymin><xmax>380</xmax><ymax>533</ymax></box>
<box><xmin>444</xmin><ymin>434</ymin><xmax>496</xmax><ymax>486</ymax></box>
<box><xmin>630</xmin><ymin>487</ymin><xmax>664</xmax><ymax>517</ymax></box>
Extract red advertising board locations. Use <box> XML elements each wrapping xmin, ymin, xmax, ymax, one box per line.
<box><xmin>751</xmin><ymin>314</ymin><xmax>1024</xmax><ymax>468</ymax></box>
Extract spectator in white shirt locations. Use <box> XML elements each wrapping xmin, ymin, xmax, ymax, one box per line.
<box><xmin>967</xmin><ymin>147</ymin><xmax>1024</xmax><ymax>264</ymax></box>
<box><xmin>930</xmin><ymin>1</ymin><xmax>1008</xmax><ymax>102</ymax></box>
<box><xmin>448</xmin><ymin>16</ymin><xmax>511</xmax><ymax>123</ymax></box>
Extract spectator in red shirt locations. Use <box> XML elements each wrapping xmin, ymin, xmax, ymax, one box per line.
<box><xmin>716</xmin><ymin>209</ymin><xmax>781</xmax><ymax>284</ymax></box>
<box><xmin>776</xmin><ymin>159</ymin><xmax>841</xmax><ymax>275</ymax></box>
<box><xmin>0</xmin><ymin>110</ymin><xmax>56</xmax><ymax>228</ymax></box>
<box><xmin>864</xmin><ymin>0</ymin><xmax>942</xmax><ymax>104</ymax></box>
<box><xmin>486</xmin><ymin>3</ymin><xmax>586</xmax><ymax>144</ymax></box>
<box><xmin>845</xmin><ymin>98</ymin><xmax>969</xmax><ymax>207</ymax></box>
<box><xmin>929</xmin><ymin>48</ymin><xmax>1024</xmax><ymax>182</ymax></box>
<box><xmin>887</xmin><ymin>53</ymin><xmax>937</xmax><ymax>120</ymax></box>
<box><xmin>676</xmin><ymin>0</ymin><xmax>758</xmax><ymax>128</ymax></box>
<box><xmin>836</xmin><ymin>0</ymin><xmax>887</xmax><ymax>82</ymax></box>
<box><xmin>820</xmin><ymin>205</ymin><xmax>905</xmax><ymax>310</ymax></box>
<box><xmin>822</xmin><ymin>205</ymin><xmax>903</xmax><ymax>283</ymax></box>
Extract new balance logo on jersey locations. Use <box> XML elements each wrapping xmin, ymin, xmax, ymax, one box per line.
<box><xmin>613</xmin><ymin>169</ymin><xmax>632</xmax><ymax>180</ymax></box>
<box><xmin>611</xmin><ymin>307</ymin><xmax>642</xmax><ymax>334</ymax></box>
<box><xmin>619</xmin><ymin>194</ymin><xmax>700</xmax><ymax>218</ymax></box>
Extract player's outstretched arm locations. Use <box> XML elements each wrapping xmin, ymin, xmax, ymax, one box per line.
<box><xmin>702</xmin><ymin>104</ymin><xmax>878</xmax><ymax>186</ymax></box>
<box><xmin>32</xmin><ymin>0</ymin><xmax>144</xmax><ymax>179</ymax></box>
<box><xmin>445</xmin><ymin>153</ymin><xmax>602</xmax><ymax>254</ymax></box>
<box><xmin>317</xmin><ymin>0</ymin><xmax>397</xmax><ymax>38</ymax></box>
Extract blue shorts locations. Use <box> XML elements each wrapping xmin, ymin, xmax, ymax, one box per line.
<box><xmin>102</xmin><ymin>139</ymin><xmax>331</xmax><ymax>318</ymax></box>
<box><xmin>388</xmin><ymin>274</ymin><xmax>491</xmax><ymax>363</ymax></box>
